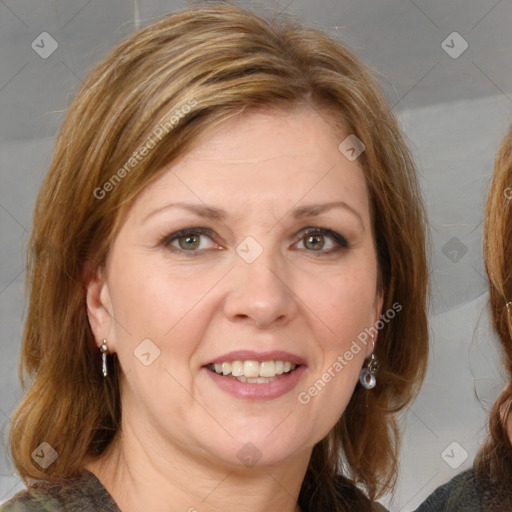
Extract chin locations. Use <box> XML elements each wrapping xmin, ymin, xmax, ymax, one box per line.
<box><xmin>204</xmin><ymin>435</ymin><xmax>309</xmax><ymax>471</ymax></box>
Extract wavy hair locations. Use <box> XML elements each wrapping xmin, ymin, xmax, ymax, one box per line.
<box><xmin>478</xmin><ymin>127</ymin><xmax>512</xmax><ymax>490</ymax></box>
<box><xmin>7</xmin><ymin>3</ymin><xmax>429</xmax><ymax>509</ymax></box>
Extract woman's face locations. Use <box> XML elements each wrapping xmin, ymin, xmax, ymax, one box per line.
<box><xmin>87</xmin><ymin>107</ymin><xmax>383</xmax><ymax>469</ymax></box>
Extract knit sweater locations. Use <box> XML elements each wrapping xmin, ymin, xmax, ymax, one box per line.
<box><xmin>415</xmin><ymin>467</ymin><xmax>512</xmax><ymax>512</ymax></box>
<box><xmin>0</xmin><ymin>470</ymin><xmax>388</xmax><ymax>512</ymax></box>
<box><xmin>0</xmin><ymin>472</ymin><xmax>119</xmax><ymax>512</ymax></box>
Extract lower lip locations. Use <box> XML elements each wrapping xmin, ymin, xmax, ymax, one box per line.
<box><xmin>203</xmin><ymin>365</ymin><xmax>307</xmax><ymax>400</ymax></box>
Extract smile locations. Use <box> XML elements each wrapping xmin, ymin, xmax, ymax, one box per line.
<box><xmin>203</xmin><ymin>352</ymin><xmax>306</xmax><ymax>400</ymax></box>
<box><xmin>207</xmin><ymin>360</ymin><xmax>298</xmax><ymax>383</ymax></box>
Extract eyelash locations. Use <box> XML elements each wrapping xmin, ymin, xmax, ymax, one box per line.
<box><xmin>160</xmin><ymin>227</ymin><xmax>349</xmax><ymax>255</ymax></box>
<box><xmin>297</xmin><ymin>227</ymin><xmax>349</xmax><ymax>252</ymax></box>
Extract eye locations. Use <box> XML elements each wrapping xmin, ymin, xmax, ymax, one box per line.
<box><xmin>161</xmin><ymin>228</ymin><xmax>219</xmax><ymax>253</ymax></box>
<box><xmin>294</xmin><ymin>227</ymin><xmax>349</xmax><ymax>253</ymax></box>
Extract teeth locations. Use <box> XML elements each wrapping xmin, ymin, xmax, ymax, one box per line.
<box><xmin>222</xmin><ymin>362</ymin><xmax>231</xmax><ymax>375</ymax></box>
<box><xmin>259</xmin><ymin>361</ymin><xmax>275</xmax><ymax>377</ymax></box>
<box><xmin>243</xmin><ymin>360</ymin><xmax>260</xmax><ymax>378</ymax></box>
<box><xmin>246</xmin><ymin>377</ymin><xmax>278</xmax><ymax>384</ymax></box>
<box><xmin>231</xmin><ymin>361</ymin><xmax>244</xmax><ymax>377</ymax></box>
<box><xmin>209</xmin><ymin>359</ymin><xmax>299</xmax><ymax>378</ymax></box>
<box><xmin>232</xmin><ymin>376</ymin><xmax>280</xmax><ymax>384</ymax></box>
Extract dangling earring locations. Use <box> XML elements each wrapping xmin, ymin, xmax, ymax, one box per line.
<box><xmin>100</xmin><ymin>339</ymin><xmax>109</xmax><ymax>378</ymax></box>
<box><xmin>359</xmin><ymin>335</ymin><xmax>378</xmax><ymax>389</ymax></box>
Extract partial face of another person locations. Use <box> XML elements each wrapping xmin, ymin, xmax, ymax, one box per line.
<box><xmin>87</xmin><ymin>107</ymin><xmax>383</xmax><ymax>469</ymax></box>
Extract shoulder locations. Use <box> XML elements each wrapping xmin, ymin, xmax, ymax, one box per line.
<box><xmin>0</xmin><ymin>487</ymin><xmax>61</xmax><ymax>512</ymax></box>
<box><xmin>0</xmin><ymin>471</ymin><xmax>120</xmax><ymax>512</ymax></box>
<box><xmin>414</xmin><ymin>469</ymin><xmax>480</xmax><ymax>512</ymax></box>
<box><xmin>416</xmin><ymin>464</ymin><xmax>512</xmax><ymax>512</ymax></box>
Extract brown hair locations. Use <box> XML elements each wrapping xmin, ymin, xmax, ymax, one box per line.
<box><xmin>8</xmin><ymin>3</ymin><xmax>429</xmax><ymax>508</ymax></box>
<box><xmin>478</xmin><ymin>127</ymin><xmax>512</xmax><ymax>488</ymax></box>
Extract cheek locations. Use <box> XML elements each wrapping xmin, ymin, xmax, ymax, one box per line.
<box><xmin>109</xmin><ymin>257</ymin><xmax>212</xmax><ymax>338</ymax></box>
<box><xmin>107</xmin><ymin>257</ymin><xmax>225</xmax><ymax>387</ymax></box>
<box><xmin>300</xmin><ymin>263</ymin><xmax>378</xmax><ymax>342</ymax></box>
<box><xmin>293</xmin><ymin>263</ymin><xmax>376</xmax><ymax>420</ymax></box>
<box><xmin>108</xmin><ymin>264</ymin><xmax>205</xmax><ymax>415</ymax></box>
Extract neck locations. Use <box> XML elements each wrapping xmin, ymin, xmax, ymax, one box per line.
<box><xmin>84</xmin><ymin>420</ymin><xmax>309</xmax><ymax>512</ymax></box>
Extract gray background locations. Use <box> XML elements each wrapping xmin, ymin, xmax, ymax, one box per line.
<box><xmin>1</xmin><ymin>0</ymin><xmax>511</xmax><ymax>510</ymax></box>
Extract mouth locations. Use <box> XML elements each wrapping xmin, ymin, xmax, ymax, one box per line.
<box><xmin>202</xmin><ymin>351</ymin><xmax>307</xmax><ymax>400</ymax></box>
<box><xmin>206</xmin><ymin>359</ymin><xmax>300</xmax><ymax>384</ymax></box>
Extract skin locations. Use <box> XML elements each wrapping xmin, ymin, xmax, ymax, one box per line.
<box><xmin>85</xmin><ymin>106</ymin><xmax>383</xmax><ymax>512</ymax></box>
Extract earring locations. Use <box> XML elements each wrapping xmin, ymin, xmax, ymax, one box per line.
<box><xmin>359</xmin><ymin>334</ymin><xmax>378</xmax><ymax>389</ymax></box>
<box><xmin>99</xmin><ymin>339</ymin><xmax>109</xmax><ymax>378</ymax></box>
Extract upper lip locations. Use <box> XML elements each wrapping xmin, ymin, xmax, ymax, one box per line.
<box><xmin>205</xmin><ymin>350</ymin><xmax>307</xmax><ymax>366</ymax></box>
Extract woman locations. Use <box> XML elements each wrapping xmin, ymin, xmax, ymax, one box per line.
<box><xmin>416</xmin><ymin>130</ymin><xmax>512</xmax><ymax>510</ymax></box>
<box><xmin>0</xmin><ymin>3</ymin><xmax>428</xmax><ymax>511</ymax></box>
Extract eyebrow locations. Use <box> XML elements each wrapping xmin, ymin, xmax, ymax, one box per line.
<box><xmin>144</xmin><ymin>200</ymin><xmax>364</xmax><ymax>228</ymax></box>
<box><xmin>293</xmin><ymin>201</ymin><xmax>364</xmax><ymax>228</ymax></box>
<box><xmin>144</xmin><ymin>202</ymin><xmax>228</xmax><ymax>223</ymax></box>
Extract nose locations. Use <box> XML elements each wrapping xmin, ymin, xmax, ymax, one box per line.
<box><xmin>223</xmin><ymin>249</ymin><xmax>298</xmax><ymax>329</ymax></box>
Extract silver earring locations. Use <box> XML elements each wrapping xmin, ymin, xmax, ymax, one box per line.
<box><xmin>359</xmin><ymin>335</ymin><xmax>378</xmax><ymax>389</ymax></box>
<box><xmin>100</xmin><ymin>339</ymin><xmax>109</xmax><ymax>378</ymax></box>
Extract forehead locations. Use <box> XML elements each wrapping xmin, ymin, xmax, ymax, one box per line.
<box><xmin>132</xmin><ymin>107</ymin><xmax>371</xmax><ymax>222</ymax></box>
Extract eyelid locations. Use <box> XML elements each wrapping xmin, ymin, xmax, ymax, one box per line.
<box><xmin>160</xmin><ymin>227</ymin><xmax>219</xmax><ymax>250</ymax></box>
<box><xmin>159</xmin><ymin>226</ymin><xmax>350</xmax><ymax>254</ymax></box>
<box><xmin>294</xmin><ymin>227</ymin><xmax>350</xmax><ymax>251</ymax></box>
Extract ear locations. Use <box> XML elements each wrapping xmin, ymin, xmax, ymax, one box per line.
<box><xmin>85</xmin><ymin>266</ymin><xmax>116</xmax><ymax>351</ymax></box>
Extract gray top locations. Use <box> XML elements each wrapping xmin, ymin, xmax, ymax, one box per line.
<box><xmin>0</xmin><ymin>471</ymin><xmax>121</xmax><ymax>512</ymax></box>
<box><xmin>0</xmin><ymin>470</ymin><xmax>388</xmax><ymax>512</ymax></box>
<box><xmin>415</xmin><ymin>468</ymin><xmax>512</xmax><ymax>512</ymax></box>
